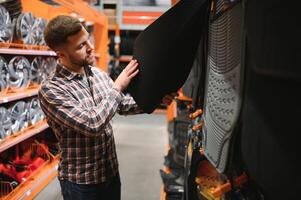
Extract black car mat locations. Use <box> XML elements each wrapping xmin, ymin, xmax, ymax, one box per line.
<box><xmin>240</xmin><ymin>0</ymin><xmax>301</xmax><ymax>199</ymax></box>
<box><xmin>127</xmin><ymin>0</ymin><xmax>210</xmax><ymax>113</ymax></box>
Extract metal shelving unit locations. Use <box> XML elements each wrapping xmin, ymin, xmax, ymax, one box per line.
<box><xmin>0</xmin><ymin>33</ymin><xmax>56</xmax><ymax>200</ymax></box>
<box><xmin>0</xmin><ymin>48</ymin><xmax>56</xmax><ymax>56</ymax></box>
<box><xmin>0</xmin><ymin>42</ymin><xmax>56</xmax><ymax>56</ymax></box>
<box><xmin>0</xmin><ymin>87</ymin><xmax>39</xmax><ymax>104</ymax></box>
<box><xmin>0</xmin><ymin>120</ymin><xmax>49</xmax><ymax>153</ymax></box>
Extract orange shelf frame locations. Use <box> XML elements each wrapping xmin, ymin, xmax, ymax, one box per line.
<box><xmin>0</xmin><ymin>120</ymin><xmax>49</xmax><ymax>153</ymax></box>
<box><xmin>0</xmin><ymin>43</ymin><xmax>56</xmax><ymax>56</ymax></box>
<box><xmin>0</xmin><ymin>155</ymin><xmax>59</xmax><ymax>200</ymax></box>
<box><xmin>0</xmin><ymin>87</ymin><xmax>39</xmax><ymax>104</ymax></box>
<box><xmin>122</xmin><ymin>11</ymin><xmax>163</xmax><ymax>25</ymax></box>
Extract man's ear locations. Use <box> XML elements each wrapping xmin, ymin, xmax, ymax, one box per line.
<box><xmin>55</xmin><ymin>48</ymin><xmax>66</xmax><ymax>59</ymax></box>
<box><xmin>52</xmin><ymin>43</ymin><xmax>65</xmax><ymax>57</ymax></box>
<box><xmin>55</xmin><ymin>50</ymin><xmax>63</xmax><ymax>58</ymax></box>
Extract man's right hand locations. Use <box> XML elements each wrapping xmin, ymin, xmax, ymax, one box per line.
<box><xmin>114</xmin><ymin>59</ymin><xmax>139</xmax><ymax>92</ymax></box>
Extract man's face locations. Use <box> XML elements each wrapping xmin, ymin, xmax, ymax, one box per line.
<box><xmin>62</xmin><ymin>27</ymin><xmax>95</xmax><ymax>68</ymax></box>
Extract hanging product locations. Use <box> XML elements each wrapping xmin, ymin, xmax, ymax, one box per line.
<box><xmin>0</xmin><ymin>106</ymin><xmax>12</xmax><ymax>140</ymax></box>
<box><xmin>15</xmin><ymin>12</ymin><xmax>39</xmax><ymax>45</ymax></box>
<box><xmin>30</xmin><ymin>56</ymin><xmax>47</xmax><ymax>85</ymax></box>
<box><xmin>9</xmin><ymin>101</ymin><xmax>28</xmax><ymax>133</ymax></box>
<box><xmin>202</xmin><ymin>1</ymin><xmax>243</xmax><ymax>173</ymax></box>
<box><xmin>0</xmin><ymin>5</ymin><xmax>13</xmax><ymax>44</ymax></box>
<box><xmin>128</xmin><ymin>0</ymin><xmax>210</xmax><ymax>113</ymax></box>
<box><xmin>33</xmin><ymin>17</ymin><xmax>47</xmax><ymax>46</ymax></box>
<box><xmin>27</xmin><ymin>98</ymin><xmax>41</xmax><ymax>125</ymax></box>
<box><xmin>171</xmin><ymin>119</ymin><xmax>190</xmax><ymax>166</ymax></box>
<box><xmin>0</xmin><ymin>56</ymin><xmax>9</xmax><ymax>95</ymax></box>
<box><xmin>240</xmin><ymin>0</ymin><xmax>301</xmax><ymax>198</ymax></box>
<box><xmin>160</xmin><ymin>169</ymin><xmax>184</xmax><ymax>199</ymax></box>
<box><xmin>8</xmin><ymin>56</ymin><xmax>31</xmax><ymax>91</ymax></box>
<box><xmin>0</xmin><ymin>0</ymin><xmax>22</xmax><ymax>20</ymax></box>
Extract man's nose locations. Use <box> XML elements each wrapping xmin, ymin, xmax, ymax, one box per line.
<box><xmin>87</xmin><ymin>40</ymin><xmax>94</xmax><ymax>52</ymax></box>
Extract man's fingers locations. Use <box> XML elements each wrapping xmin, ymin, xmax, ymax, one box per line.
<box><xmin>124</xmin><ymin>59</ymin><xmax>137</xmax><ymax>72</ymax></box>
<box><xmin>127</xmin><ymin>63</ymin><xmax>139</xmax><ymax>75</ymax></box>
<box><xmin>129</xmin><ymin>69</ymin><xmax>139</xmax><ymax>79</ymax></box>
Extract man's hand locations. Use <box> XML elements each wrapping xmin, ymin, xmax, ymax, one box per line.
<box><xmin>114</xmin><ymin>59</ymin><xmax>139</xmax><ymax>92</ymax></box>
<box><xmin>161</xmin><ymin>93</ymin><xmax>178</xmax><ymax>105</ymax></box>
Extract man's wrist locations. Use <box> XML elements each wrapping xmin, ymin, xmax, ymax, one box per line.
<box><xmin>113</xmin><ymin>84</ymin><xmax>122</xmax><ymax>92</ymax></box>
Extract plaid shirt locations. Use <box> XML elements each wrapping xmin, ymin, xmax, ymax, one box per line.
<box><xmin>39</xmin><ymin>63</ymin><xmax>141</xmax><ymax>184</ymax></box>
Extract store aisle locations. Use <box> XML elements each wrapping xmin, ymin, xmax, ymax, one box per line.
<box><xmin>114</xmin><ymin>113</ymin><xmax>167</xmax><ymax>200</ymax></box>
<box><xmin>35</xmin><ymin>113</ymin><xmax>167</xmax><ymax>200</ymax></box>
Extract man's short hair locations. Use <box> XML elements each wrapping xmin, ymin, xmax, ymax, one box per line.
<box><xmin>44</xmin><ymin>15</ymin><xmax>82</xmax><ymax>50</ymax></box>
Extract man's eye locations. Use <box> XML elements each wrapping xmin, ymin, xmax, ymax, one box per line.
<box><xmin>79</xmin><ymin>43</ymin><xmax>85</xmax><ymax>48</ymax></box>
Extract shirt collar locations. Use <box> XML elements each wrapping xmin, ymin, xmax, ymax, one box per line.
<box><xmin>56</xmin><ymin>61</ymin><xmax>93</xmax><ymax>81</ymax></box>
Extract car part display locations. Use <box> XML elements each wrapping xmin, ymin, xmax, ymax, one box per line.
<box><xmin>0</xmin><ymin>56</ymin><xmax>9</xmax><ymax>95</ymax></box>
<box><xmin>30</xmin><ymin>56</ymin><xmax>47</xmax><ymax>85</ymax></box>
<box><xmin>8</xmin><ymin>56</ymin><xmax>30</xmax><ymax>91</ymax></box>
<box><xmin>0</xmin><ymin>0</ymin><xmax>22</xmax><ymax>20</ymax></box>
<box><xmin>0</xmin><ymin>5</ymin><xmax>13</xmax><ymax>44</ymax></box>
<box><xmin>160</xmin><ymin>168</ymin><xmax>184</xmax><ymax>198</ymax></box>
<box><xmin>27</xmin><ymin>98</ymin><xmax>43</xmax><ymax>125</ymax></box>
<box><xmin>0</xmin><ymin>107</ymin><xmax>12</xmax><ymax>139</ymax></box>
<box><xmin>15</xmin><ymin>12</ymin><xmax>38</xmax><ymax>45</ymax></box>
<box><xmin>33</xmin><ymin>17</ymin><xmax>47</xmax><ymax>45</ymax></box>
<box><xmin>170</xmin><ymin>114</ymin><xmax>190</xmax><ymax>166</ymax></box>
<box><xmin>183</xmin><ymin>116</ymin><xmax>203</xmax><ymax>200</ymax></box>
<box><xmin>202</xmin><ymin>1</ymin><xmax>243</xmax><ymax>173</ymax></box>
<box><xmin>9</xmin><ymin>101</ymin><xmax>28</xmax><ymax>133</ymax></box>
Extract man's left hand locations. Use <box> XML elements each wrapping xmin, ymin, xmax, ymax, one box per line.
<box><xmin>161</xmin><ymin>93</ymin><xmax>178</xmax><ymax>105</ymax></box>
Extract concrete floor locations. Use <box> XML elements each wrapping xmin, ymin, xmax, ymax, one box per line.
<box><xmin>35</xmin><ymin>113</ymin><xmax>167</xmax><ymax>200</ymax></box>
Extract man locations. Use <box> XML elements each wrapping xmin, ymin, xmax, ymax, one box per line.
<box><xmin>39</xmin><ymin>15</ymin><xmax>174</xmax><ymax>200</ymax></box>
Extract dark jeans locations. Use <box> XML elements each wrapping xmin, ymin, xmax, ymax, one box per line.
<box><xmin>59</xmin><ymin>174</ymin><xmax>121</xmax><ymax>200</ymax></box>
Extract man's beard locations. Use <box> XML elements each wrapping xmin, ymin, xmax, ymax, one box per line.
<box><xmin>70</xmin><ymin>55</ymin><xmax>93</xmax><ymax>68</ymax></box>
